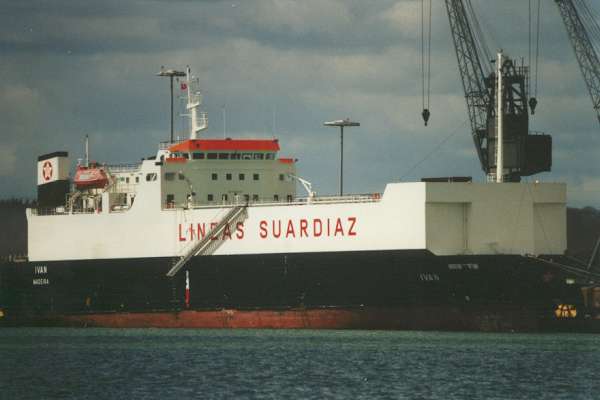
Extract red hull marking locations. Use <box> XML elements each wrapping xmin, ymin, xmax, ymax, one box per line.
<box><xmin>56</xmin><ymin>306</ymin><xmax>540</xmax><ymax>331</ymax></box>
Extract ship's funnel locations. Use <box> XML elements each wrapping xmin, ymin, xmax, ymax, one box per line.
<box><xmin>37</xmin><ymin>151</ymin><xmax>70</xmax><ymax>208</ymax></box>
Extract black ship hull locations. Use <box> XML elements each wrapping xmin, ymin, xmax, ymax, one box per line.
<box><xmin>0</xmin><ymin>250</ymin><xmax>591</xmax><ymax>331</ymax></box>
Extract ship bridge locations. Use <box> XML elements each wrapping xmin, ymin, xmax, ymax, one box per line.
<box><xmin>159</xmin><ymin>138</ymin><xmax>296</xmax><ymax>208</ymax></box>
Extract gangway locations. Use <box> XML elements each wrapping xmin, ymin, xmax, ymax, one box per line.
<box><xmin>166</xmin><ymin>203</ymin><xmax>248</xmax><ymax>277</ymax></box>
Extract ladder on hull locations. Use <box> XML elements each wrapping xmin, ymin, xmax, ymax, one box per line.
<box><xmin>166</xmin><ymin>204</ymin><xmax>248</xmax><ymax>277</ymax></box>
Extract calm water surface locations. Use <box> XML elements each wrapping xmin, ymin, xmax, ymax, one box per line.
<box><xmin>1</xmin><ymin>328</ymin><xmax>599</xmax><ymax>399</ymax></box>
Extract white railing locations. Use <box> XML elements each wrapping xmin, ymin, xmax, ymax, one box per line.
<box><xmin>31</xmin><ymin>207</ymin><xmax>96</xmax><ymax>216</ymax></box>
<box><xmin>197</xmin><ymin>111</ymin><xmax>208</xmax><ymax>130</ymax></box>
<box><xmin>158</xmin><ymin>139</ymin><xmax>185</xmax><ymax>150</ymax></box>
<box><xmin>163</xmin><ymin>193</ymin><xmax>382</xmax><ymax>211</ymax></box>
<box><xmin>33</xmin><ymin>193</ymin><xmax>382</xmax><ymax>216</ymax></box>
<box><xmin>107</xmin><ymin>163</ymin><xmax>141</xmax><ymax>173</ymax></box>
<box><xmin>109</xmin><ymin>183</ymin><xmax>137</xmax><ymax>194</ymax></box>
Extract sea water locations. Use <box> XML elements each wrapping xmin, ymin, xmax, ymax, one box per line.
<box><xmin>1</xmin><ymin>328</ymin><xmax>599</xmax><ymax>399</ymax></box>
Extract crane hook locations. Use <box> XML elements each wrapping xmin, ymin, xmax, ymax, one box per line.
<box><xmin>528</xmin><ymin>97</ymin><xmax>538</xmax><ymax>115</ymax></box>
<box><xmin>422</xmin><ymin>108</ymin><xmax>431</xmax><ymax>126</ymax></box>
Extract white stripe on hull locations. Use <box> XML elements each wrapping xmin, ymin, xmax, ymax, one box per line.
<box><xmin>27</xmin><ymin>182</ymin><xmax>567</xmax><ymax>261</ymax></box>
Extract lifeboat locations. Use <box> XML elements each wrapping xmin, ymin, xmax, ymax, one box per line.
<box><xmin>74</xmin><ymin>162</ymin><xmax>109</xmax><ymax>189</ymax></box>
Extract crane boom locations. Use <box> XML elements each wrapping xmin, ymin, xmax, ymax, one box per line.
<box><xmin>555</xmin><ymin>0</ymin><xmax>600</xmax><ymax>126</ymax></box>
<box><xmin>445</xmin><ymin>0</ymin><xmax>490</xmax><ymax>170</ymax></box>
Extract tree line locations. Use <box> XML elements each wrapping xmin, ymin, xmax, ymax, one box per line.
<box><xmin>0</xmin><ymin>199</ymin><xmax>35</xmax><ymax>257</ymax></box>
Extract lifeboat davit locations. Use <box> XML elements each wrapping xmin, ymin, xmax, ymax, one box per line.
<box><xmin>74</xmin><ymin>162</ymin><xmax>109</xmax><ymax>189</ymax></box>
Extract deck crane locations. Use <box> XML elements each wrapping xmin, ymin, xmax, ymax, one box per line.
<box><xmin>444</xmin><ymin>0</ymin><xmax>552</xmax><ymax>182</ymax></box>
<box><xmin>555</xmin><ymin>0</ymin><xmax>600</xmax><ymax>127</ymax></box>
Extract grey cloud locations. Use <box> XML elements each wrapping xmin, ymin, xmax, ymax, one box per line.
<box><xmin>1</xmin><ymin>0</ymin><xmax>600</xmax><ymax>208</ymax></box>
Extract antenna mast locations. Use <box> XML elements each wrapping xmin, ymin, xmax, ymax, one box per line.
<box><xmin>184</xmin><ymin>67</ymin><xmax>208</xmax><ymax>139</ymax></box>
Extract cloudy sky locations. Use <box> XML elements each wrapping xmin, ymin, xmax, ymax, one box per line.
<box><xmin>1</xmin><ymin>0</ymin><xmax>599</xmax><ymax>207</ymax></box>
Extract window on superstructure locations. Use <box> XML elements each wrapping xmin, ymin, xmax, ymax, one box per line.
<box><xmin>146</xmin><ymin>173</ymin><xmax>157</xmax><ymax>181</ymax></box>
<box><xmin>231</xmin><ymin>153</ymin><xmax>241</xmax><ymax>160</ymax></box>
<box><xmin>239</xmin><ymin>173</ymin><xmax>245</xmax><ymax>181</ymax></box>
<box><xmin>279</xmin><ymin>174</ymin><xmax>285</xmax><ymax>181</ymax></box>
<box><xmin>242</xmin><ymin>153</ymin><xmax>252</xmax><ymax>160</ymax></box>
<box><xmin>182</xmin><ymin>153</ymin><xmax>189</xmax><ymax>159</ymax></box>
<box><xmin>165</xmin><ymin>172</ymin><xmax>175</xmax><ymax>181</ymax></box>
<box><xmin>244</xmin><ymin>194</ymin><xmax>250</xmax><ymax>202</ymax></box>
<box><xmin>178</xmin><ymin>173</ymin><xmax>185</xmax><ymax>180</ymax></box>
<box><xmin>266</xmin><ymin>153</ymin><xmax>275</xmax><ymax>160</ymax></box>
<box><xmin>219</xmin><ymin>153</ymin><xmax>229</xmax><ymax>160</ymax></box>
<box><xmin>253</xmin><ymin>173</ymin><xmax>259</xmax><ymax>181</ymax></box>
<box><xmin>252</xmin><ymin>194</ymin><xmax>259</xmax><ymax>201</ymax></box>
<box><xmin>287</xmin><ymin>195</ymin><xmax>293</xmax><ymax>202</ymax></box>
<box><xmin>274</xmin><ymin>194</ymin><xmax>279</xmax><ymax>201</ymax></box>
<box><xmin>135</xmin><ymin>176</ymin><xmax>139</xmax><ymax>183</ymax></box>
<box><xmin>207</xmin><ymin>153</ymin><xmax>218</xmax><ymax>160</ymax></box>
<box><xmin>226</xmin><ymin>173</ymin><xmax>232</xmax><ymax>181</ymax></box>
<box><xmin>211</xmin><ymin>173</ymin><xmax>218</xmax><ymax>181</ymax></box>
<box><xmin>192</xmin><ymin>153</ymin><xmax>205</xmax><ymax>160</ymax></box>
<box><xmin>208</xmin><ymin>194</ymin><xmax>214</xmax><ymax>201</ymax></box>
<box><xmin>253</xmin><ymin>153</ymin><xmax>264</xmax><ymax>160</ymax></box>
<box><xmin>222</xmin><ymin>194</ymin><xmax>228</xmax><ymax>202</ymax></box>
<box><xmin>126</xmin><ymin>177</ymin><xmax>130</xmax><ymax>183</ymax></box>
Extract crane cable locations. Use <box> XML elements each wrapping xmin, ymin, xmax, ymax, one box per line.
<box><xmin>576</xmin><ymin>0</ymin><xmax>600</xmax><ymax>50</ymax></box>
<box><xmin>421</xmin><ymin>0</ymin><xmax>432</xmax><ymax>126</ymax></box>
<box><xmin>535</xmin><ymin>0</ymin><xmax>541</xmax><ymax>99</ymax></box>
<box><xmin>528</xmin><ymin>0</ymin><xmax>541</xmax><ymax>115</ymax></box>
<box><xmin>465</xmin><ymin>0</ymin><xmax>493</xmax><ymax>76</ymax></box>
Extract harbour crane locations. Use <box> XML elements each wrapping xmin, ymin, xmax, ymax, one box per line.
<box><xmin>555</xmin><ymin>0</ymin><xmax>600</xmax><ymax>128</ymax></box>
<box><xmin>444</xmin><ymin>0</ymin><xmax>552</xmax><ymax>182</ymax></box>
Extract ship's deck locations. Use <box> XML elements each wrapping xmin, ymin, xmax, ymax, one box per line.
<box><xmin>30</xmin><ymin>192</ymin><xmax>383</xmax><ymax>216</ymax></box>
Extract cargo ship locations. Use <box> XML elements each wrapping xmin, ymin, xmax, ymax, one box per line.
<box><xmin>1</xmin><ymin>67</ymin><xmax>598</xmax><ymax>331</ymax></box>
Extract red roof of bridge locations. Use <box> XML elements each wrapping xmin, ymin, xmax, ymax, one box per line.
<box><xmin>169</xmin><ymin>139</ymin><xmax>280</xmax><ymax>153</ymax></box>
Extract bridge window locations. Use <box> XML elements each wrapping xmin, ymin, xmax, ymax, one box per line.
<box><xmin>231</xmin><ymin>153</ymin><xmax>241</xmax><ymax>160</ymax></box>
<box><xmin>192</xmin><ymin>152</ymin><xmax>205</xmax><ymax>160</ymax></box>
<box><xmin>266</xmin><ymin>153</ymin><xmax>275</xmax><ymax>160</ymax></box>
<box><xmin>165</xmin><ymin>172</ymin><xmax>175</xmax><ymax>181</ymax></box>
<box><xmin>211</xmin><ymin>173</ymin><xmax>218</xmax><ymax>181</ymax></box>
<box><xmin>146</xmin><ymin>173</ymin><xmax>157</xmax><ymax>181</ymax></box>
<box><xmin>226</xmin><ymin>173</ymin><xmax>232</xmax><ymax>181</ymax></box>
<box><xmin>166</xmin><ymin>194</ymin><xmax>175</xmax><ymax>205</ymax></box>
<box><xmin>239</xmin><ymin>173</ymin><xmax>245</xmax><ymax>181</ymax></box>
<box><xmin>253</xmin><ymin>153</ymin><xmax>264</xmax><ymax>160</ymax></box>
<box><xmin>219</xmin><ymin>153</ymin><xmax>229</xmax><ymax>160</ymax></box>
<box><xmin>253</xmin><ymin>173</ymin><xmax>259</xmax><ymax>181</ymax></box>
<box><xmin>207</xmin><ymin>153</ymin><xmax>218</xmax><ymax>160</ymax></box>
<box><xmin>242</xmin><ymin>153</ymin><xmax>252</xmax><ymax>160</ymax></box>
